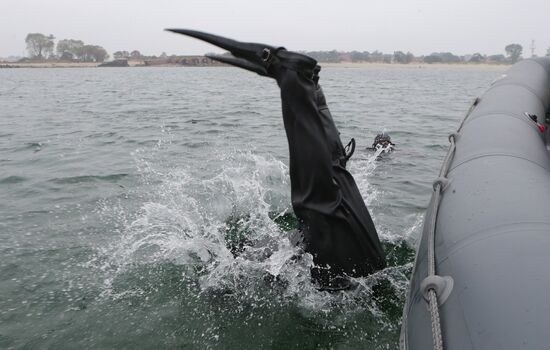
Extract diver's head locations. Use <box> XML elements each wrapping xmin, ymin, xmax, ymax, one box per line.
<box><xmin>373</xmin><ymin>133</ymin><xmax>393</xmax><ymax>149</ymax></box>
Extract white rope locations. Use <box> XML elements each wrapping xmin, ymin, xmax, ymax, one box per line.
<box><xmin>414</xmin><ymin>97</ymin><xmax>478</xmax><ymax>350</ymax></box>
<box><xmin>425</xmin><ymin>129</ymin><xmax>457</xmax><ymax>350</ymax></box>
<box><xmin>428</xmin><ymin>289</ymin><xmax>443</xmax><ymax>350</ymax></box>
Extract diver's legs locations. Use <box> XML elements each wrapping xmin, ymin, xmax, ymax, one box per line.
<box><xmin>275</xmin><ymin>66</ymin><xmax>386</xmax><ymax>285</ymax></box>
<box><xmin>167</xmin><ymin>29</ymin><xmax>386</xmax><ymax>287</ymax></box>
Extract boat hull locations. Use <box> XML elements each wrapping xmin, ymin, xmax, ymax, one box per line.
<box><xmin>401</xmin><ymin>58</ymin><xmax>550</xmax><ymax>350</ymax></box>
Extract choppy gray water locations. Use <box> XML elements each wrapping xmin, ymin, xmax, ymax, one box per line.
<box><xmin>0</xmin><ymin>66</ymin><xmax>504</xmax><ymax>349</ymax></box>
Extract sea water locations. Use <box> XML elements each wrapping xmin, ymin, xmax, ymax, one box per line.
<box><xmin>0</xmin><ymin>65</ymin><xmax>504</xmax><ymax>349</ymax></box>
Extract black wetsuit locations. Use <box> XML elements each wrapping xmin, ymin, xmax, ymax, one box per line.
<box><xmin>167</xmin><ymin>29</ymin><xmax>386</xmax><ymax>287</ymax></box>
<box><xmin>274</xmin><ymin>63</ymin><xmax>386</xmax><ymax>286</ymax></box>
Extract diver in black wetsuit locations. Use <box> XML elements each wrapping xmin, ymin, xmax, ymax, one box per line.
<box><xmin>367</xmin><ymin>133</ymin><xmax>395</xmax><ymax>152</ymax></box>
<box><xmin>167</xmin><ymin>29</ymin><xmax>386</xmax><ymax>289</ymax></box>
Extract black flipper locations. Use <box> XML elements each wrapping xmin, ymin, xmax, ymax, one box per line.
<box><xmin>168</xmin><ymin>29</ymin><xmax>386</xmax><ymax>287</ymax></box>
<box><xmin>205</xmin><ymin>54</ymin><xmax>268</xmax><ymax>76</ymax></box>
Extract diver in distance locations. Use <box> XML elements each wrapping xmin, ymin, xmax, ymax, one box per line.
<box><xmin>167</xmin><ymin>29</ymin><xmax>386</xmax><ymax>290</ymax></box>
<box><xmin>366</xmin><ymin>133</ymin><xmax>395</xmax><ymax>152</ymax></box>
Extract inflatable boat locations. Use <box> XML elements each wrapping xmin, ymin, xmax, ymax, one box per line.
<box><xmin>400</xmin><ymin>57</ymin><xmax>550</xmax><ymax>349</ymax></box>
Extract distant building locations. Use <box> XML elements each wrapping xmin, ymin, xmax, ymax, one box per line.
<box><xmin>99</xmin><ymin>59</ymin><xmax>129</xmax><ymax>67</ymax></box>
<box><xmin>144</xmin><ymin>55</ymin><xmax>222</xmax><ymax>66</ymax></box>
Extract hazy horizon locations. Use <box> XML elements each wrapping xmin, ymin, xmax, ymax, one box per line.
<box><xmin>2</xmin><ymin>0</ymin><xmax>550</xmax><ymax>58</ymax></box>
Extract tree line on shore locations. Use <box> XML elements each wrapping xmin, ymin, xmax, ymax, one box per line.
<box><xmin>304</xmin><ymin>44</ymin><xmax>531</xmax><ymax>64</ymax></box>
<box><xmin>22</xmin><ymin>33</ymin><xmax>185</xmax><ymax>63</ymax></box>
<box><xmin>20</xmin><ymin>32</ymin><xmax>550</xmax><ymax>65</ymax></box>
<box><xmin>24</xmin><ymin>33</ymin><xmax>109</xmax><ymax>62</ymax></box>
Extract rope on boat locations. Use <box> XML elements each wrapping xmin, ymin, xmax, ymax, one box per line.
<box><xmin>425</xmin><ymin>133</ymin><xmax>455</xmax><ymax>350</ymax></box>
<box><xmin>428</xmin><ymin>289</ymin><xmax>443</xmax><ymax>350</ymax></box>
<box><xmin>424</xmin><ymin>97</ymin><xmax>478</xmax><ymax>350</ymax></box>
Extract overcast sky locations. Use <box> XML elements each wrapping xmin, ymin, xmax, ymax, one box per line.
<box><xmin>2</xmin><ymin>0</ymin><xmax>550</xmax><ymax>57</ymax></box>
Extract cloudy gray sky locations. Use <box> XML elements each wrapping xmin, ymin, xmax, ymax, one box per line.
<box><xmin>2</xmin><ymin>0</ymin><xmax>550</xmax><ymax>57</ymax></box>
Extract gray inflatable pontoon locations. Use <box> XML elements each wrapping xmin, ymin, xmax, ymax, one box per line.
<box><xmin>400</xmin><ymin>57</ymin><xmax>550</xmax><ymax>350</ymax></box>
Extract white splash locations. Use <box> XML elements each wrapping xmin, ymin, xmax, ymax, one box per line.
<box><xmin>96</xmin><ymin>146</ymin><xmax>414</xmax><ymax>317</ymax></box>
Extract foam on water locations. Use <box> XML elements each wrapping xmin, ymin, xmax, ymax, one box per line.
<box><xmin>95</xmin><ymin>142</ymin><xmax>417</xmax><ymax>328</ymax></box>
<box><xmin>349</xmin><ymin>143</ymin><xmax>391</xmax><ymax>207</ymax></box>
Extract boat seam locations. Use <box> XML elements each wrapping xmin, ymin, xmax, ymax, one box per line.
<box><xmin>462</xmin><ymin>111</ymin><xmax>542</xmax><ymax>130</ymax></box>
<box><xmin>448</xmin><ymin>153</ymin><xmax>550</xmax><ymax>173</ymax></box>
<box><xmin>531</xmin><ymin>58</ymin><xmax>550</xmax><ymax>76</ymax></box>
<box><xmin>436</xmin><ymin>223</ymin><xmax>550</xmax><ymax>265</ymax></box>
<box><xmin>485</xmin><ymin>80</ymin><xmax>546</xmax><ymax>107</ymax></box>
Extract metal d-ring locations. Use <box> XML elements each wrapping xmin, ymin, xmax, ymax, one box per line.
<box><xmin>261</xmin><ymin>48</ymin><xmax>272</xmax><ymax>62</ymax></box>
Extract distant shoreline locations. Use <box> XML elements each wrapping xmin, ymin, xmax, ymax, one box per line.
<box><xmin>322</xmin><ymin>62</ymin><xmax>509</xmax><ymax>69</ymax></box>
<box><xmin>1</xmin><ymin>60</ymin><xmax>510</xmax><ymax>69</ymax></box>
